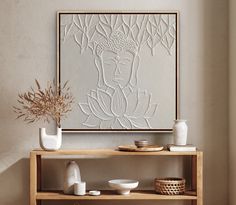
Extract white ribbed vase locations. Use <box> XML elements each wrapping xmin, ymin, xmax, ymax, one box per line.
<box><xmin>39</xmin><ymin>127</ymin><xmax>62</xmax><ymax>151</ymax></box>
<box><xmin>173</xmin><ymin>120</ymin><xmax>188</xmax><ymax>145</ymax></box>
<box><xmin>63</xmin><ymin>161</ymin><xmax>81</xmax><ymax>194</ymax></box>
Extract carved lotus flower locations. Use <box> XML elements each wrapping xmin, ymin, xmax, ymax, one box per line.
<box><xmin>79</xmin><ymin>87</ymin><xmax>157</xmax><ymax>129</ymax></box>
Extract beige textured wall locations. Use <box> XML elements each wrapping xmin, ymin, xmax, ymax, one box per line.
<box><xmin>0</xmin><ymin>0</ymin><xmax>228</xmax><ymax>205</ymax></box>
<box><xmin>229</xmin><ymin>0</ymin><xmax>235</xmax><ymax>204</ymax></box>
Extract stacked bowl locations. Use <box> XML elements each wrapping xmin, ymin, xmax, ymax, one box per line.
<box><xmin>134</xmin><ymin>140</ymin><xmax>149</xmax><ymax>148</ymax></box>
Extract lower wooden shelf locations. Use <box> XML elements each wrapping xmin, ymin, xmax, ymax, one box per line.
<box><xmin>36</xmin><ymin>190</ymin><xmax>197</xmax><ymax>201</ymax></box>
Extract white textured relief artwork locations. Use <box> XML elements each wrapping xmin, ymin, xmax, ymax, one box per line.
<box><xmin>59</xmin><ymin>13</ymin><xmax>177</xmax><ymax>130</ymax></box>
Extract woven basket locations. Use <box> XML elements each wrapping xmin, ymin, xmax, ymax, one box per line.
<box><xmin>154</xmin><ymin>177</ymin><xmax>185</xmax><ymax>195</ymax></box>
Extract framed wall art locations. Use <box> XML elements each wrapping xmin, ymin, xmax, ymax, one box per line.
<box><xmin>57</xmin><ymin>11</ymin><xmax>179</xmax><ymax>132</ymax></box>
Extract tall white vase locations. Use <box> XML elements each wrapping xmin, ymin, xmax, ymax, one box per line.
<box><xmin>173</xmin><ymin>120</ymin><xmax>188</xmax><ymax>145</ymax></box>
<box><xmin>63</xmin><ymin>161</ymin><xmax>81</xmax><ymax>194</ymax></box>
<box><xmin>39</xmin><ymin>127</ymin><xmax>62</xmax><ymax>151</ymax></box>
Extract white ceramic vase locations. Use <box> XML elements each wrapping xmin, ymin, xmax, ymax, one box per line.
<box><xmin>173</xmin><ymin>120</ymin><xmax>188</xmax><ymax>145</ymax></box>
<box><xmin>63</xmin><ymin>161</ymin><xmax>81</xmax><ymax>194</ymax></box>
<box><xmin>39</xmin><ymin>127</ymin><xmax>62</xmax><ymax>151</ymax></box>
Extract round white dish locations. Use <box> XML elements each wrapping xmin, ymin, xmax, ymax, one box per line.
<box><xmin>89</xmin><ymin>190</ymin><xmax>101</xmax><ymax>196</ymax></box>
<box><xmin>108</xmin><ymin>179</ymin><xmax>139</xmax><ymax>195</ymax></box>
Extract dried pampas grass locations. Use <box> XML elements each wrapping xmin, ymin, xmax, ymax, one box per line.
<box><xmin>13</xmin><ymin>79</ymin><xmax>74</xmax><ymax>127</ymax></box>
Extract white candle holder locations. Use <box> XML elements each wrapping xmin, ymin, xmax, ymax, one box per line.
<box><xmin>74</xmin><ymin>181</ymin><xmax>86</xmax><ymax>196</ymax></box>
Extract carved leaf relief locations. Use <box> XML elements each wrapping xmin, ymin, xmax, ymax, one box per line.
<box><xmin>61</xmin><ymin>14</ymin><xmax>176</xmax><ymax>55</ymax></box>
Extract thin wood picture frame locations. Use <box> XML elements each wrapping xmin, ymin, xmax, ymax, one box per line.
<box><xmin>57</xmin><ymin>10</ymin><xmax>179</xmax><ymax>133</ymax></box>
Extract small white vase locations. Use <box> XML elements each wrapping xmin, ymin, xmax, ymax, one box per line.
<box><xmin>63</xmin><ymin>161</ymin><xmax>81</xmax><ymax>194</ymax></box>
<box><xmin>39</xmin><ymin>127</ymin><xmax>62</xmax><ymax>151</ymax></box>
<box><xmin>173</xmin><ymin>120</ymin><xmax>188</xmax><ymax>145</ymax></box>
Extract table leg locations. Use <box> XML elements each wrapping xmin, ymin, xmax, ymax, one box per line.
<box><xmin>30</xmin><ymin>153</ymin><xmax>37</xmax><ymax>205</ymax></box>
<box><xmin>191</xmin><ymin>153</ymin><xmax>203</xmax><ymax>205</ymax></box>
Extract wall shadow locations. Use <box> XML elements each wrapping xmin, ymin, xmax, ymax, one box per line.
<box><xmin>0</xmin><ymin>158</ymin><xmax>29</xmax><ymax>205</ymax></box>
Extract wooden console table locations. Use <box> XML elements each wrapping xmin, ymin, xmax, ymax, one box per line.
<box><xmin>30</xmin><ymin>149</ymin><xmax>203</xmax><ymax>205</ymax></box>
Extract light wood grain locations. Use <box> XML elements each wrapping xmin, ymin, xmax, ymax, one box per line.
<box><xmin>176</xmin><ymin>10</ymin><xmax>180</xmax><ymax>119</ymax></box>
<box><xmin>57</xmin><ymin>10</ymin><xmax>180</xmax><ymax>14</ymax></box>
<box><xmin>36</xmin><ymin>190</ymin><xmax>197</xmax><ymax>200</ymax></box>
<box><xmin>197</xmin><ymin>152</ymin><xmax>203</xmax><ymax>205</ymax></box>
<box><xmin>118</xmin><ymin>145</ymin><xmax>164</xmax><ymax>152</ymax></box>
<box><xmin>191</xmin><ymin>152</ymin><xmax>203</xmax><ymax>205</ymax></box>
<box><xmin>30</xmin><ymin>152</ymin><xmax>37</xmax><ymax>205</ymax></box>
<box><xmin>56</xmin><ymin>10</ymin><xmax>60</xmax><ymax>89</ymax></box>
<box><xmin>30</xmin><ymin>149</ymin><xmax>203</xmax><ymax>205</ymax></box>
<box><xmin>31</xmin><ymin>149</ymin><xmax>200</xmax><ymax>156</ymax></box>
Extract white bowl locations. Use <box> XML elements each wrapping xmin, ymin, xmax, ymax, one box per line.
<box><xmin>108</xmin><ymin>179</ymin><xmax>139</xmax><ymax>195</ymax></box>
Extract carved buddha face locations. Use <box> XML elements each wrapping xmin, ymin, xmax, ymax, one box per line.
<box><xmin>101</xmin><ymin>50</ymin><xmax>134</xmax><ymax>89</ymax></box>
<box><xmin>95</xmin><ymin>31</ymin><xmax>138</xmax><ymax>89</ymax></box>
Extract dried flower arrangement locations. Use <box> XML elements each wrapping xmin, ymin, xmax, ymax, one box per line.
<box><xmin>13</xmin><ymin>80</ymin><xmax>74</xmax><ymax>127</ymax></box>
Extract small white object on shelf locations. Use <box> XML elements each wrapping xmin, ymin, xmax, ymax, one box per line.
<box><xmin>89</xmin><ymin>190</ymin><xmax>101</xmax><ymax>196</ymax></box>
<box><xmin>63</xmin><ymin>161</ymin><xmax>81</xmax><ymax>194</ymax></box>
<box><xmin>39</xmin><ymin>127</ymin><xmax>62</xmax><ymax>151</ymax></box>
<box><xmin>108</xmin><ymin>179</ymin><xmax>139</xmax><ymax>195</ymax></box>
<box><xmin>74</xmin><ymin>181</ymin><xmax>86</xmax><ymax>196</ymax></box>
<box><xmin>167</xmin><ymin>144</ymin><xmax>196</xmax><ymax>152</ymax></box>
<box><xmin>173</xmin><ymin>120</ymin><xmax>188</xmax><ymax>145</ymax></box>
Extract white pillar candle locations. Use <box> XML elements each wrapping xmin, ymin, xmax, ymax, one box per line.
<box><xmin>74</xmin><ymin>181</ymin><xmax>86</xmax><ymax>196</ymax></box>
